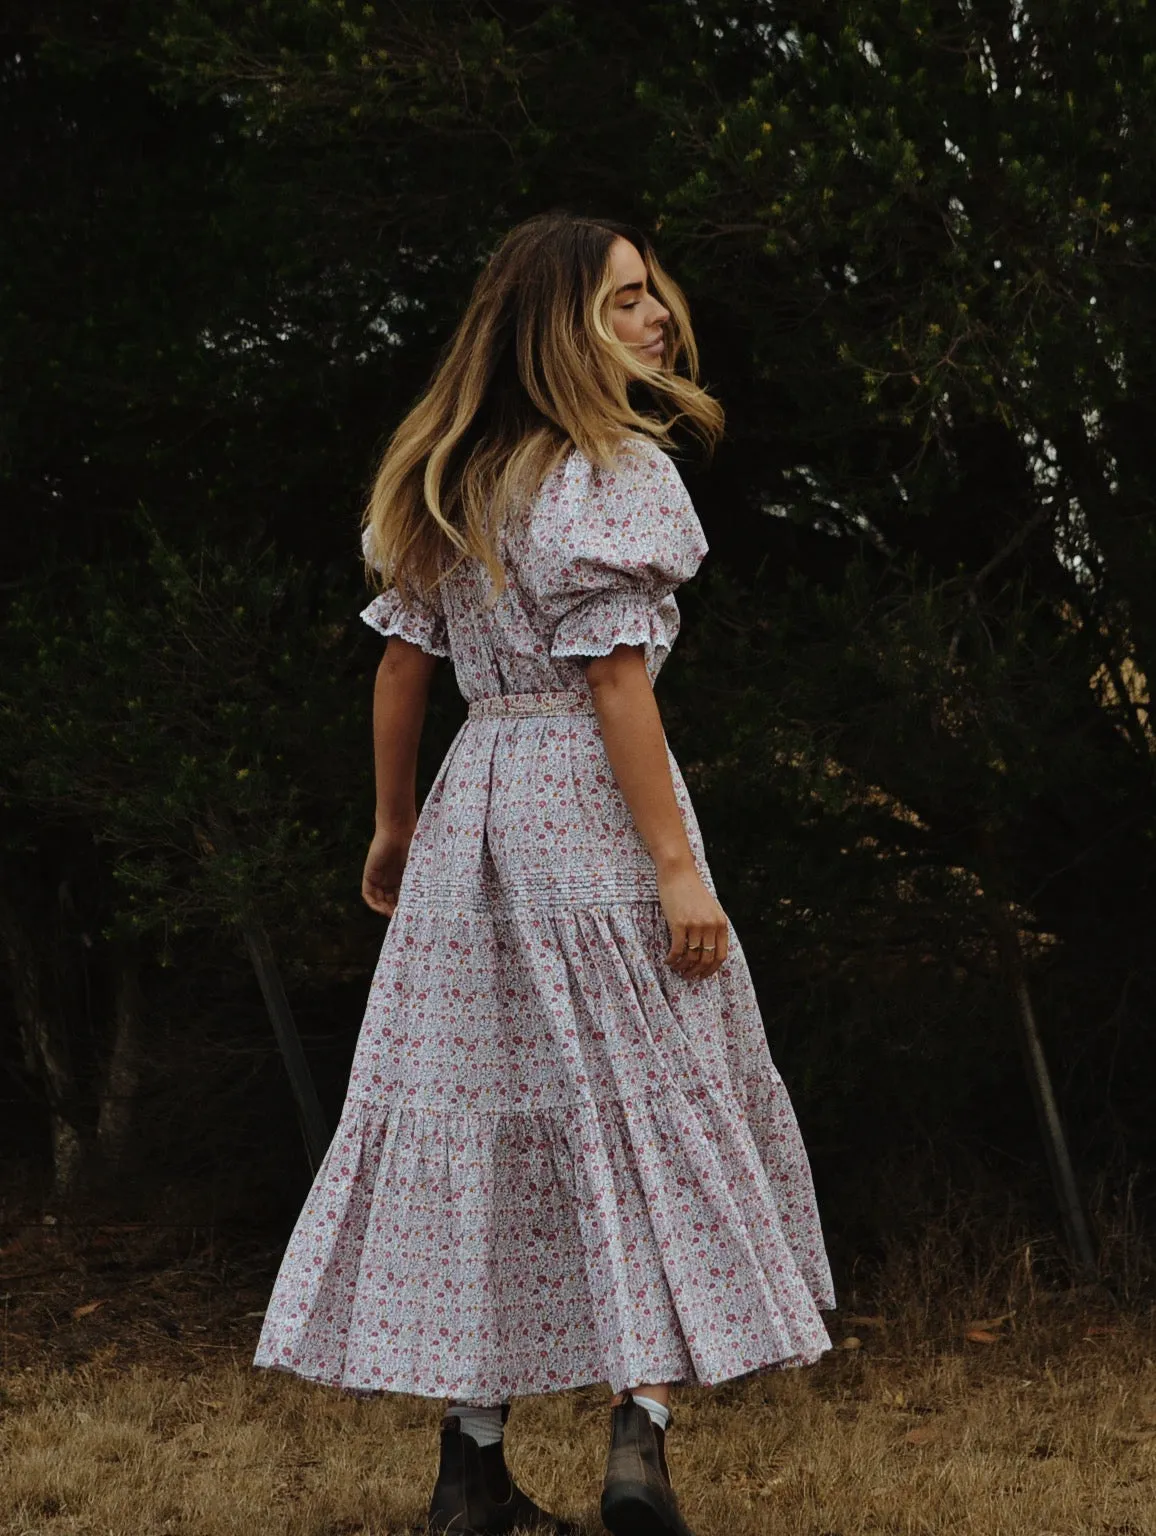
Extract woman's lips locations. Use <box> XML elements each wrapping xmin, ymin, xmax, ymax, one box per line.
<box><xmin>641</xmin><ymin>338</ymin><xmax>665</xmax><ymax>357</ymax></box>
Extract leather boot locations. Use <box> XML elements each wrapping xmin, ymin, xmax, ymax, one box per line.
<box><xmin>428</xmin><ymin>1403</ymin><xmax>580</xmax><ymax>1536</ymax></box>
<box><xmin>600</xmin><ymin>1392</ymin><xmax>697</xmax><ymax>1536</ymax></box>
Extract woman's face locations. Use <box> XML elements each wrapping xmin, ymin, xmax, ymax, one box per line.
<box><xmin>608</xmin><ymin>237</ymin><xmax>671</xmax><ymax>365</ymax></box>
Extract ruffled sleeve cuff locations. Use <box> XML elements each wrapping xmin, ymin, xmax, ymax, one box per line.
<box><xmin>359</xmin><ymin>523</ymin><xmax>450</xmax><ymax>657</ymax></box>
<box><xmin>550</xmin><ymin>588</ymin><xmax>681</xmax><ymax>674</ymax></box>
<box><xmin>360</xmin><ymin>590</ymin><xmax>451</xmax><ymax>658</ymax></box>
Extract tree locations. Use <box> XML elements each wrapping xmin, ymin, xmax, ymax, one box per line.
<box><xmin>4</xmin><ymin>2</ymin><xmax>1155</xmax><ymax>1259</ymax></box>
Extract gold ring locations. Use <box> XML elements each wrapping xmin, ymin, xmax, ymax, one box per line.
<box><xmin>701</xmin><ymin>945</ymin><xmax>716</xmax><ymax>952</ymax></box>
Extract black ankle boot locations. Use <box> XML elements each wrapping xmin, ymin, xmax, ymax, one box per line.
<box><xmin>428</xmin><ymin>1406</ymin><xmax>580</xmax><ymax>1536</ymax></box>
<box><xmin>600</xmin><ymin>1393</ymin><xmax>696</xmax><ymax>1536</ymax></box>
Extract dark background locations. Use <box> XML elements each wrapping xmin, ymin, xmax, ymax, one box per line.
<box><xmin>3</xmin><ymin>1</ymin><xmax>1155</xmax><ymax>1296</ymax></box>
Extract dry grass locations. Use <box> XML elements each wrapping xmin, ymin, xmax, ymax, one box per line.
<box><xmin>4</xmin><ymin>1198</ymin><xmax>1156</xmax><ymax>1534</ymax></box>
<box><xmin>3</xmin><ymin>1316</ymin><xmax>1156</xmax><ymax>1536</ymax></box>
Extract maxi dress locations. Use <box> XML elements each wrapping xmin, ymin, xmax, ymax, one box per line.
<box><xmin>254</xmin><ymin>442</ymin><xmax>834</xmax><ymax>1405</ymax></box>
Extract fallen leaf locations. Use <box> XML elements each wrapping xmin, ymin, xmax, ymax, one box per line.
<box><xmin>966</xmin><ymin>1312</ymin><xmax>1015</xmax><ymax>1331</ymax></box>
<box><xmin>71</xmin><ymin>1299</ymin><xmax>106</xmax><ymax>1320</ymax></box>
<box><xmin>838</xmin><ymin>1335</ymin><xmax>863</xmax><ymax>1351</ymax></box>
<box><xmin>199</xmin><ymin>1399</ymin><xmax>225</xmax><ymax>1411</ymax></box>
<box><xmin>843</xmin><ymin>1314</ymin><xmax>888</xmax><ymax>1329</ymax></box>
<box><xmin>904</xmin><ymin>1425</ymin><xmax>941</xmax><ymax>1447</ymax></box>
<box><xmin>1084</xmin><ymin>1325</ymin><xmax>1119</xmax><ymax>1337</ymax></box>
<box><xmin>965</xmin><ymin>1329</ymin><xmax>1001</xmax><ymax>1344</ymax></box>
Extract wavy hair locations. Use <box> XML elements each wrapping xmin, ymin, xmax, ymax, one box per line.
<box><xmin>362</xmin><ymin>212</ymin><xmax>724</xmax><ymax>600</ymax></box>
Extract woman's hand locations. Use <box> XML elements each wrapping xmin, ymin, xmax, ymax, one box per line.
<box><xmin>362</xmin><ymin>820</ymin><xmax>416</xmax><ymax>917</ymax></box>
<box><xmin>657</xmin><ymin>858</ymin><xmax>729</xmax><ymax>980</ymax></box>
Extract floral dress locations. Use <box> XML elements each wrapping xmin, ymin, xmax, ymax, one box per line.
<box><xmin>254</xmin><ymin>442</ymin><xmax>834</xmax><ymax>1404</ymax></box>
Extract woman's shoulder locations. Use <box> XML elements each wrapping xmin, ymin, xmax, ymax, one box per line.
<box><xmin>540</xmin><ymin>437</ymin><xmax>689</xmax><ymax>511</ymax></box>
<box><xmin>522</xmin><ymin>436</ymin><xmax>705</xmax><ymax>587</ymax></box>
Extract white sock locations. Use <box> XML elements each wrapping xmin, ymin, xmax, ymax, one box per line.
<box><xmin>446</xmin><ymin>1403</ymin><xmax>504</xmax><ymax>1447</ymax></box>
<box><xmin>632</xmin><ymin>1393</ymin><xmax>671</xmax><ymax>1433</ymax></box>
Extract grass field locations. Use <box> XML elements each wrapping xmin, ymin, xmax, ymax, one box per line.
<box><xmin>2</xmin><ymin>1215</ymin><xmax>1155</xmax><ymax>1534</ymax></box>
<box><xmin>4</xmin><ymin>1307</ymin><xmax>1156</xmax><ymax>1533</ymax></box>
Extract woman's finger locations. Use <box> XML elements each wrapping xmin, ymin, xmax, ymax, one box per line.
<box><xmin>666</xmin><ymin>915</ymin><xmax>684</xmax><ymax>964</ymax></box>
<box><xmin>703</xmin><ymin>920</ymin><xmax>728</xmax><ymax>977</ymax></box>
<box><xmin>675</xmin><ymin>925</ymin><xmax>700</xmax><ymax>976</ymax></box>
<box><xmin>362</xmin><ymin>874</ymin><xmax>398</xmax><ymax>916</ymax></box>
<box><xmin>716</xmin><ymin>921</ymin><xmax>729</xmax><ymax>965</ymax></box>
<box><xmin>683</xmin><ymin>918</ymin><xmax>727</xmax><ymax>980</ymax></box>
<box><xmin>682</xmin><ymin>924</ymin><xmax>707</xmax><ymax>978</ymax></box>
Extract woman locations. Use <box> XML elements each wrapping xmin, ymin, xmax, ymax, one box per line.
<box><xmin>254</xmin><ymin>213</ymin><xmax>834</xmax><ymax>1536</ymax></box>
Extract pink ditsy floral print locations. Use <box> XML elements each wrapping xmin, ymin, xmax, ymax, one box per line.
<box><xmin>254</xmin><ymin>442</ymin><xmax>834</xmax><ymax>1404</ymax></box>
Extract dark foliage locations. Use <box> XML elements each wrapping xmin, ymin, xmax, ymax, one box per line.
<box><xmin>2</xmin><ymin>2</ymin><xmax>1155</xmax><ymax>1282</ymax></box>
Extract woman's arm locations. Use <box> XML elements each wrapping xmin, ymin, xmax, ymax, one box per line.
<box><xmin>585</xmin><ymin>643</ymin><xmax>729</xmax><ymax>979</ymax></box>
<box><xmin>362</xmin><ymin>636</ymin><xmax>438</xmax><ymax>917</ymax></box>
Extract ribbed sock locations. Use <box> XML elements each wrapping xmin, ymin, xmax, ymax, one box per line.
<box><xmin>446</xmin><ymin>1402</ymin><xmax>505</xmax><ymax>1447</ymax></box>
<box><xmin>632</xmin><ymin>1392</ymin><xmax>671</xmax><ymax>1433</ymax></box>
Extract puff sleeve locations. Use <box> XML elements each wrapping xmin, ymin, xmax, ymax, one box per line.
<box><xmin>530</xmin><ymin>443</ymin><xmax>708</xmax><ymax>676</ymax></box>
<box><xmin>359</xmin><ymin>526</ymin><xmax>451</xmax><ymax>658</ymax></box>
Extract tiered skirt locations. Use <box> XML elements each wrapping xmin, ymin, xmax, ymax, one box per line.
<box><xmin>254</xmin><ymin>693</ymin><xmax>833</xmax><ymax>1402</ymax></box>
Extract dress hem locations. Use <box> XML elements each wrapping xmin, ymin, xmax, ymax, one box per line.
<box><xmin>251</xmin><ymin>1334</ymin><xmax>833</xmax><ymax>1404</ymax></box>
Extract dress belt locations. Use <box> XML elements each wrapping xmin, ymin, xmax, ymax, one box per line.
<box><xmin>467</xmin><ymin>689</ymin><xmax>597</xmax><ymax>720</ymax></box>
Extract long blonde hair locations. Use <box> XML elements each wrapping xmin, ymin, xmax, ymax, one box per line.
<box><xmin>362</xmin><ymin>213</ymin><xmax>724</xmax><ymax>600</ymax></box>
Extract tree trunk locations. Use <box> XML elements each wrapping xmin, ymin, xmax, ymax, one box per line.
<box><xmin>239</xmin><ymin>908</ymin><xmax>330</xmax><ymax>1174</ymax></box>
<box><xmin>202</xmin><ymin>807</ymin><xmax>329</xmax><ymax>1173</ymax></box>
<box><xmin>979</xmin><ymin>831</ymin><xmax>1098</xmax><ymax>1280</ymax></box>
<box><xmin>0</xmin><ymin>890</ymin><xmax>91</xmax><ymax>1199</ymax></box>
<box><xmin>96</xmin><ymin>952</ymin><xmax>143</xmax><ymax>1174</ymax></box>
